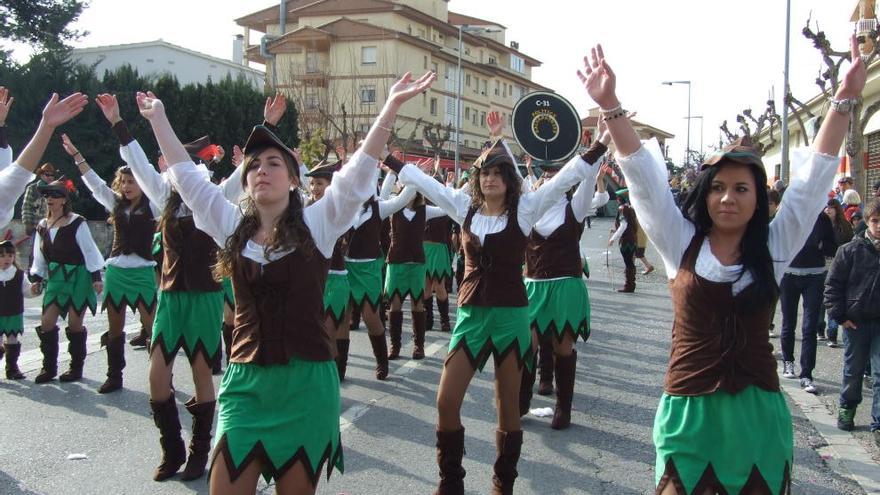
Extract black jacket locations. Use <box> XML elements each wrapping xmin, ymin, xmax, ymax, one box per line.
<box><xmin>790</xmin><ymin>213</ymin><xmax>837</xmax><ymax>269</ymax></box>
<box><xmin>824</xmin><ymin>232</ymin><xmax>880</xmax><ymax>323</ymax></box>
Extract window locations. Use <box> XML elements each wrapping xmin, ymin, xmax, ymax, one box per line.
<box><xmin>361</xmin><ymin>46</ymin><xmax>377</xmax><ymax>65</ymax></box>
<box><xmin>430</xmin><ymin>97</ymin><xmax>438</xmax><ymax>115</ymax></box>
<box><xmin>465</xmin><ymin>47</ymin><xmax>470</xmax><ymax>56</ymax></box>
<box><xmin>465</xmin><ymin>74</ymin><xmax>471</xmax><ymax>87</ymax></box>
<box><xmin>510</xmin><ymin>55</ymin><xmax>525</xmax><ymax>73</ymax></box>
<box><xmin>472</xmin><ymin>111</ymin><xmax>478</xmax><ymax>126</ymax></box>
<box><xmin>481</xmin><ymin>79</ymin><xmax>487</xmax><ymax>95</ymax></box>
<box><xmin>495</xmin><ymin>80</ymin><xmax>500</xmax><ymax>96</ymax></box>
<box><xmin>432</xmin><ymin>62</ymin><xmax>438</xmax><ymax>74</ymax></box>
<box><xmin>358</xmin><ymin>123</ymin><xmax>371</xmax><ymax>135</ymax></box>
<box><xmin>418</xmin><ymin>28</ymin><xmax>426</xmax><ymax>39</ymax></box>
<box><xmin>502</xmin><ymin>84</ymin><xmax>507</xmax><ymax>98</ymax></box>
<box><xmin>464</xmin><ymin>140</ymin><xmax>470</xmax><ymax>148</ymax></box>
<box><xmin>408</xmin><ymin>25</ymin><xmax>413</xmax><ymax>35</ymax></box>
<box><xmin>465</xmin><ymin>107</ymin><xmax>471</xmax><ymax>120</ymax></box>
<box><xmin>360</xmin><ymin>85</ymin><xmax>377</xmax><ymax>104</ymax></box>
<box><xmin>422</xmin><ymin>93</ymin><xmax>427</xmax><ymax>106</ymax></box>
<box><xmin>146</xmin><ymin>58</ymin><xmax>154</xmax><ymax>63</ymax></box>
<box><xmin>480</xmin><ymin>112</ymin><xmax>486</xmax><ymax>127</ymax></box>
<box><xmin>305</xmin><ymin>88</ymin><xmax>319</xmax><ymax>110</ymax></box>
<box><xmin>306</xmin><ymin>50</ymin><xmax>318</xmax><ymax>73</ymax></box>
<box><xmin>488</xmin><ymin>55</ymin><xmax>497</xmax><ymax>65</ymax></box>
<box><xmin>423</xmin><ymin>55</ymin><xmax>428</xmax><ymax>69</ymax></box>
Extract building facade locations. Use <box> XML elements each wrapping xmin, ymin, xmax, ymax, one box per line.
<box><xmin>71</xmin><ymin>40</ymin><xmax>265</xmax><ymax>89</ymax></box>
<box><xmin>235</xmin><ymin>0</ymin><xmax>549</xmax><ymax>160</ymax></box>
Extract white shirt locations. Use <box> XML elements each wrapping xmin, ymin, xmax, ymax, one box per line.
<box><xmin>81</xmin><ymin>169</ymin><xmax>161</xmax><ymax>269</ymax></box>
<box><xmin>532</xmin><ymin>183</ymin><xmax>609</xmax><ymax>238</ymax></box>
<box><xmin>0</xmin><ymin>145</ymin><xmax>12</xmax><ymax>172</ymax></box>
<box><xmin>167</xmin><ymin>149</ymin><xmax>379</xmax><ymax>262</ymax></box>
<box><xmin>616</xmin><ymin>139</ymin><xmax>840</xmax><ymax>295</ymax></box>
<box><xmin>0</xmin><ymin>163</ymin><xmax>35</xmax><ymax>229</ymax></box>
<box><xmin>30</xmin><ymin>214</ymin><xmax>106</xmax><ymax>279</ymax></box>
<box><xmin>0</xmin><ymin>265</ymin><xmax>35</xmax><ymax>299</ymax></box>
<box><xmin>398</xmin><ymin>153</ymin><xmax>598</xmax><ymax>244</ymax></box>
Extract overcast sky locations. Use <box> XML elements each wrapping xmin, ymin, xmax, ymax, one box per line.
<box><xmin>7</xmin><ymin>0</ymin><xmax>859</xmax><ymax>162</ymax></box>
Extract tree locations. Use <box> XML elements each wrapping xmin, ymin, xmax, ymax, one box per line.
<box><xmin>719</xmin><ymin>98</ymin><xmax>781</xmax><ymax>155</ymax></box>
<box><xmin>802</xmin><ymin>9</ymin><xmax>879</xmax><ymax>195</ymax></box>
<box><xmin>0</xmin><ymin>0</ymin><xmax>88</xmax><ymax>50</ymax></box>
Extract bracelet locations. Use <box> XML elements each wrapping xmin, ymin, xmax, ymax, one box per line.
<box><xmin>73</xmin><ymin>152</ymin><xmax>82</xmax><ymax>158</ymax></box>
<box><xmin>75</xmin><ymin>158</ymin><xmax>87</xmax><ymax>166</ymax></box>
<box><xmin>599</xmin><ymin>103</ymin><xmax>622</xmax><ymax>115</ymax></box>
<box><xmin>376</xmin><ymin>121</ymin><xmax>394</xmax><ymax>133</ymax></box>
<box><xmin>601</xmin><ymin>109</ymin><xmax>627</xmax><ymax>121</ymax></box>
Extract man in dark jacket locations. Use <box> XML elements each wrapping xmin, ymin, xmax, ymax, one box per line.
<box><xmin>780</xmin><ymin>213</ymin><xmax>837</xmax><ymax>393</ymax></box>
<box><xmin>827</xmin><ymin>198</ymin><xmax>880</xmax><ymax>444</ymax></box>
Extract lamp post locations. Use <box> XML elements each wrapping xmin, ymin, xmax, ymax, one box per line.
<box><xmin>685</xmin><ymin>115</ymin><xmax>704</xmax><ymax>158</ymax></box>
<box><xmin>662</xmin><ymin>80</ymin><xmax>692</xmax><ymax>168</ymax></box>
<box><xmin>780</xmin><ymin>0</ymin><xmax>791</xmax><ymax>182</ymax></box>
<box><xmin>456</xmin><ymin>24</ymin><xmax>465</xmax><ymax>183</ymax></box>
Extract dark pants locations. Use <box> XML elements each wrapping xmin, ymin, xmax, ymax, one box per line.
<box><xmin>839</xmin><ymin>320</ymin><xmax>880</xmax><ymax>430</ymax></box>
<box><xmin>779</xmin><ymin>272</ymin><xmax>824</xmax><ymax>380</ymax></box>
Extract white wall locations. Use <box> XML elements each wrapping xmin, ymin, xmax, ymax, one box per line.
<box><xmin>73</xmin><ymin>45</ymin><xmax>264</xmax><ymax>89</ymax></box>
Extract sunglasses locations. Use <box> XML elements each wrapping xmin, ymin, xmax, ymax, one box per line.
<box><xmin>41</xmin><ymin>191</ymin><xmax>65</xmax><ymax>199</ymax></box>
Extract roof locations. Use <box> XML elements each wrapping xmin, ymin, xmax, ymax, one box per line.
<box><xmin>447</xmin><ymin>11</ymin><xmax>505</xmax><ymax>29</ymax></box>
<box><xmin>581</xmin><ymin>114</ymin><xmax>675</xmax><ymax>140</ymax></box>
<box><xmin>71</xmin><ymin>39</ymin><xmax>264</xmax><ymax>75</ymax></box>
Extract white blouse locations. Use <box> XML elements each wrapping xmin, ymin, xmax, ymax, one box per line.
<box><xmin>30</xmin><ymin>214</ymin><xmax>106</xmax><ymax>279</ymax></box>
<box><xmin>0</xmin><ymin>163</ymin><xmax>35</xmax><ymax>229</ymax></box>
<box><xmin>0</xmin><ymin>265</ymin><xmax>35</xmax><ymax>299</ymax></box>
<box><xmin>0</xmin><ymin>144</ymin><xmax>11</xmax><ymax>172</ymax></box>
<box><xmin>616</xmin><ymin>140</ymin><xmax>840</xmax><ymax>295</ymax></box>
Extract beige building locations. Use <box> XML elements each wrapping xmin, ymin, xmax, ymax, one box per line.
<box><xmin>235</xmin><ymin>0</ymin><xmax>549</xmax><ymax>160</ymax></box>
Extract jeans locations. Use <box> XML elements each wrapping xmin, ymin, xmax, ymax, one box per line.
<box><xmin>779</xmin><ymin>272</ymin><xmax>825</xmax><ymax>380</ymax></box>
<box><xmin>839</xmin><ymin>320</ymin><xmax>880</xmax><ymax>431</ymax></box>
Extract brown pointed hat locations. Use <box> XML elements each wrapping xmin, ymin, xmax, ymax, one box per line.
<box><xmin>701</xmin><ymin>136</ymin><xmax>763</xmax><ymax>170</ymax></box>
<box><xmin>243</xmin><ymin>125</ymin><xmax>300</xmax><ymax>168</ymax></box>
<box><xmin>305</xmin><ymin>159</ymin><xmax>342</xmax><ymax>180</ymax></box>
<box><xmin>473</xmin><ymin>139</ymin><xmax>517</xmax><ymax>171</ymax></box>
<box><xmin>37</xmin><ymin>177</ymin><xmax>76</xmax><ymax>198</ymax></box>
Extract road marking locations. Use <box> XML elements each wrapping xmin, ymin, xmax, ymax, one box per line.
<box><xmin>780</xmin><ymin>372</ymin><xmax>880</xmax><ymax>493</ymax></box>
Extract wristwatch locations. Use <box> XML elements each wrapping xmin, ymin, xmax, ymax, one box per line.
<box><xmin>830</xmin><ymin>97</ymin><xmax>860</xmax><ymax>114</ymax></box>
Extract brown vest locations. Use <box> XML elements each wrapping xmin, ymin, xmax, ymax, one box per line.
<box><xmin>347</xmin><ymin>200</ymin><xmax>382</xmax><ymax>260</ymax></box>
<box><xmin>329</xmin><ymin>230</ymin><xmax>352</xmax><ymax>271</ymax></box>
<box><xmin>109</xmin><ymin>199</ymin><xmax>156</xmax><ymax>261</ymax></box>
<box><xmin>458</xmin><ymin>207</ymin><xmax>528</xmax><ymax>307</ymax></box>
<box><xmin>230</xmin><ymin>247</ymin><xmax>331</xmax><ymax>364</ymax></box>
<box><xmin>525</xmin><ymin>203</ymin><xmax>585</xmax><ymax>279</ymax></box>
<box><xmin>387</xmin><ymin>205</ymin><xmax>426</xmax><ymax>264</ymax></box>
<box><xmin>159</xmin><ymin>216</ymin><xmax>221</xmax><ymax>292</ymax></box>
<box><xmin>615</xmin><ymin>204</ymin><xmax>637</xmax><ymax>245</ymax></box>
<box><xmin>38</xmin><ymin>216</ymin><xmax>86</xmax><ymax>266</ymax></box>
<box><xmin>425</xmin><ymin>216</ymin><xmax>452</xmax><ymax>245</ymax></box>
<box><xmin>0</xmin><ymin>269</ymin><xmax>24</xmax><ymax>316</ymax></box>
<box><xmin>665</xmin><ymin>235</ymin><xmax>779</xmax><ymax>396</ymax></box>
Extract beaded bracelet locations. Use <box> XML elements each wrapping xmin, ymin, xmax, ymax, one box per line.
<box><xmin>602</xmin><ymin>108</ymin><xmax>627</xmax><ymax>121</ymax></box>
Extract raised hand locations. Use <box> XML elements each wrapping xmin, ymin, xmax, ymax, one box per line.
<box><xmin>487</xmin><ymin>111</ymin><xmax>504</xmax><ymax>137</ymax></box>
<box><xmin>232</xmin><ymin>145</ymin><xmax>244</xmax><ymax>167</ymax></box>
<box><xmin>433</xmin><ymin>154</ymin><xmax>441</xmax><ymax>177</ymax></box>
<box><xmin>264</xmin><ymin>93</ymin><xmax>287</xmax><ymax>126</ymax></box>
<box><xmin>335</xmin><ymin>145</ymin><xmax>347</xmax><ymax>162</ymax></box>
<box><xmin>136</xmin><ymin>91</ymin><xmax>165</xmax><ymax>121</ymax></box>
<box><xmin>599</xmin><ymin>163</ymin><xmax>612</xmax><ymax>177</ymax></box>
<box><xmin>577</xmin><ymin>44</ymin><xmax>618</xmax><ymax>110</ymax></box>
<box><xmin>386</xmin><ymin>71</ymin><xmax>437</xmax><ymax>108</ymax></box>
<box><xmin>446</xmin><ymin>171</ymin><xmax>456</xmax><ymax>187</ymax></box>
<box><xmin>0</xmin><ymin>87</ymin><xmax>14</xmax><ymax>125</ymax></box>
<box><xmin>838</xmin><ymin>34</ymin><xmax>867</xmax><ymax>100</ymax></box>
<box><xmin>95</xmin><ymin>94</ymin><xmax>122</xmax><ymax>124</ymax></box>
<box><xmin>60</xmin><ymin>134</ymin><xmax>81</xmax><ymax>157</ymax></box>
<box><xmin>42</xmin><ymin>92</ymin><xmax>88</xmax><ymax>128</ymax></box>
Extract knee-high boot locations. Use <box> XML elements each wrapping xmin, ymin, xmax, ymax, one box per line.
<box><xmin>98</xmin><ymin>331</ymin><xmax>126</xmax><ymax>393</ymax></box>
<box><xmin>434</xmin><ymin>428</ymin><xmax>466</xmax><ymax>495</ymax></box>
<box><xmin>491</xmin><ymin>430</ymin><xmax>523</xmax><ymax>495</ymax></box>
<box><xmin>368</xmin><ymin>333</ymin><xmax>389</xmax><ymax>380</ymax></box>
<box><xmin>536</xmin><ymin>337</ymin><xmax>555</xmax><ymax>396</ymax></box>
<box><xmin>412</xmin><ymin>310</ymin><xmax>426</xmax><ymax>360</ymax></box>
<box><xmin>618</xmin><ymin>266</ymin><xmax>636</xmax><ymax>293</ymax></box>
<box><xmin>4</xmin><ymin>342</ymin><xmax>25</xmax><ymax>380</ymax></box>
<box><xmin>180</xmin><ymin>398</ymin><xmax>216</xmax><ymax>480</ymax></box>
<box><xmin>34</xmin><ymin>326</ymin><xmax>59</xmax><ymax>383</ymax></box>
<box><xmin>150</xmin><ymin>395</ymin><xmax>187</xmax><ymax>481</ymax></box>
<box><xmin>387</xmin><ymin>310</ymin><xmax>403</xmax><ymax>360</ymax></box>
<box><xmin>437</xmin><ymin>297</ymin><xmax>451</xmax><ymax>333</ymax></box>
<box><xmin>551</xmin><ymin>350</ymin><xmax>577</xmax><ymax>430</ymax></box>
<box><xmin>519</xmin><ymin>357</ymin><xmax>537</xmax><ymax>416</ymax></box>
<box><xmin>336</xmin><ymin>338</ymin><xmax>350</xmax><ymax>381</ymax></box>
<box><xmin>59</xmin><ymin>327</ymin><xmax>86</xmax><ymax>382</ymax></box>
<box><xmin>425</xmin><ymin>296</ymin><xmax>435</xmax><ymax>331</ymax></box>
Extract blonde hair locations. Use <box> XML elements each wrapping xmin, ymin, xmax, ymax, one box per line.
<box><xmin>843</xmin><ymin>189</ymin><xmax>862</xmax><ymax>206</ymax></box>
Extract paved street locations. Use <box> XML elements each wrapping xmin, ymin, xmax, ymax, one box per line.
<box><xmin>0</xmin><ymin>217</ymin><xmax>874</xmax><ymax>494</ymax></box>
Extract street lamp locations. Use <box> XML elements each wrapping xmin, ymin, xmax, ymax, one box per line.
<box><xmin>456</xmin><ymin>24</ymin><xmax>500</xmax><ymax>182</ymax></box>
<box><xmin>662</xmin><ymin>80</ymin><xmax>692</xmax><ymax>168</ymax></box>
<box><xmin>685</xmin><ymin>115</ymin><xmax>704</xmax><ymax>158</ymax></box>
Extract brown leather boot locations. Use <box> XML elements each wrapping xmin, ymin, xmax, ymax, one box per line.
<box><xmin>551</xmin><ymin>350</ymin><xmax>577</xmax><ymax>430</ymax></box>
<box><xmin>4</xmin><ymin>342</ymin><xmax>25</xmax><ymax>380</ymax></box>
<box><xmin>336</xmin><ymin>338</ymin><xmax>350</xmax><ymax>381</ymax></box>
<box><xmin>129</xmin><ymin>326</ymin><xmax>150</xmax><ymax>348</ymax></box>
<box><xmin>368</xmin><ymin>333</ymin><xmax>389</xmax><ymax>380</ymax></box>
<box><xmin>433</xmin><ymin>428</ymin><xmax>466</xmax><ymax>495</ymax></box>
<box><xmin>437</xmin><ymin>297</ymin><xmax>452</xmax><ymax>333</ymax></box>
<box><xmin>491</xmin><ymin>430</ymin><xmax>523</xmax><ymax>495</ymax></box>
<box><xmin>412</xmin><ymin>310</ymin><xmax>426</xmax><ymax>360</ymax></box>
<box><xmin>180</xmin><ymin>398</ymin><xmax>216</xmax><ymax>480</ymax></box>
<box><xmin>536</xmin><ymin>338</ymin><xmax>555</xmax><ymax>396</ymax></box>
<box><xmin>98</xmin><ymin>331</ymin><xmax>126</xmax><ymax>394</ymax></box>
<box><xmin>387</xmin><ymin>310</ymin><xmax>403</xmax><ymax>360</ymax></box>
<box><xmin>34</xmin><ymin>326</ymin><xmax>59</xmax><ymax>384</ymax></box>
<box><xmin>519</xmin><ymin>359</ymin><xmax>537</xmax><ymax>417</ymax></box>
<box><xmin>618</xmin><ymin>266</ymin><xmax>636</xmax><ymax>293</ymax></box>
<box><xmin>59</xmin><ymin>327</ymin><xmax>87</xmax><ymax>382</ymax></box>
<box><xmin>150</xmin><ymin>395</ymin><xmax>187</xmax><ymax>481</ymax></box>
<box><xmin>425</xmin><ymin>296</ymin><xmax>435</xmax><ymax>331</ymax></box>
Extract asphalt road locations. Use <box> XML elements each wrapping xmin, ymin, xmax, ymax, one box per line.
<box><xmin>0</xmin><ymin>217</ymin><xmax>871</xmax><ymax>494</ymax></box>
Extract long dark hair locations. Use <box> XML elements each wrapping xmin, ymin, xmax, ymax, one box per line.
<box><xmin>214</xmin><ymin>145</ymin><xmax>315</xmax><ymax>279</ymax></box>
<box><xmin>468</xmin><ymin>162</ymin><xmax>522</xmax><ymax>215</ymax></box>
<box><xmin>110</xmin><ymin>166</ymin><xmax>151</xmax><ymax>224</ymax></box>
<box><xmin>680</xmin><ymin>161</ymin><xmax>777</xmax><ymax>305</ymax></box>
<box><xmin>158</xmin><ymin>189</ymin><xmax>184</xmax><ymax>234</ymax></box>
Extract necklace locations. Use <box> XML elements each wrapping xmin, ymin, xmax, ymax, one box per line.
<box><xmin>47</xmin><ymin>213</ymin><xmax>69</xmax><ymax>230</ymax></box>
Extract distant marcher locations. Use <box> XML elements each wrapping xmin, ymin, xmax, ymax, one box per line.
<box><xmin>822</xmin><ymin>198</ymin><xmax>853</xmax><ymax>347</ymax></box>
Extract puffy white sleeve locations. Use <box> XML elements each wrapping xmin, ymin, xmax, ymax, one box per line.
<box><xmin>519</xmin><ymin>154</ymin><xmax>595</xmax><ymax>232</ymax></box>
<box><xmin>378</xmin><ymin>186</ymin><xmax>417</xmax><ymax>219</ymax></box>
<box><xmin>425</xmin><ymin>205</ymin><xmax>447</xmax><ymax>220</ymax></box>
<box><xmin>304</xmin><ymin>150</ymin><xmax>380</xmax><ymax>258</ymax></box>
<box><xmin>21</xmin><ymin>274</ymin><xmax>36</xmax><ymax>299</ymax></box>
<box><xmin>167</xmin><ymin>160</ymin><xmax>242</xmax><ymax>247</ymax></box>
<box><xmin>0</xmin><ymin>163</ymin><xmax>35</xmax><ymax>228</ymax></box>
<box><xmin>219</xmin><ymin>164</ymin><xmax>245</xmax><ymax>204</ymax></box>
<box><xmin>379</xmin><ymin>171</ymin><xmax>397</xmax><ymax>200</ymax></box>
<box><xmin>569</xmin><ymin>166</ymin><xmax>603</xmax><ymax>222</ymax></box>
<box><xmin>616</xmin><ymin>140</ymin><xmax>694</xmax><ymax>278</ymax></box>
<box><xmin>120</xmin><ymin>140</ymin><xmax>171</xmax><ymax>207</ymax></box>
<box><xmin>0</xmin><ymin>145</ymin><xmax>11</xmax><ymax>172</ymax></box>
<box><xmin>81</xmin><ymin>169</ymin><xmax>119</xmax><ymax>213</ymax></box>
<box><xmin>398</xmin><ymin>164</ymin><xmax>470</xmax><ymax>225</ymax></box>
<box><xmin>30</xmin><ymin>224</ymin><xmax>47</xmax><ymax>279</ymax></box>
<box><xmin>75</xmin><ymin>220</ymin><xmax>106</xmax><ymax>274</ymax></box>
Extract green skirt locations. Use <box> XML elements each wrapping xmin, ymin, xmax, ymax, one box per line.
<box><xmin>384</xmin><ymin>263</ymin><xmax>426</xmax><ymax>302</ymax></box>
<box><xmin>221</xmin><ymin>277</ymin><xmax>235</xmax><ymax>310</ymax></box>
<box><xmin>212</xmin><ymin>357</ymin><xmax>343</xmax><ymax>484</ymax></box>
<box><xmin>424</xmin><ymin>242</ymin><xmax>452</xmax><ymax>282</ymax></box>
<box><xmin>449</xmin><ymin>305</ymin><xmax>533</xmax><ymax>372</ymax></box>
<box><xmin>654</xmin><ymin>385</ymin><xmax>793</xmax><ymax>494</ymax></box>
<box><xmin>323</xmin><ymin>273</ymin><xmax>351</xmax><ymax>327</ymax></box>
<box><xmin>0</xmin><ymin>314</ymin><xmax>24</xmax><ymax>336</ymax></box>
<box><xmin>103</xmin><ymin>265</ymin><xmax>157</xmax><ymax>313</ymax></box>
<box><xmin>346</xmin><ymin>258</ymin><xmax>384</xmax><ymax>311</ymax></box>
<box><xmin>43</xmin><ymin>262</ymin><xmax>97</xmax><ymax>317</ymax></box>
<box><xmin>525</xmin><ymin>277</ymin><xmax>590</xmax><ymax>342</ymax></box>
<box><xmin>151</xmin><ymin>290</ymin><xmax>224</xmax><ymax>365</ymax></box>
